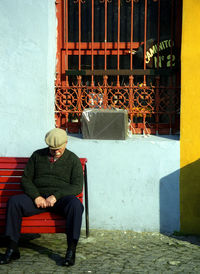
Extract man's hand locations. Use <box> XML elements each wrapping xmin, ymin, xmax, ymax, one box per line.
<box><xmin>34</xmin><ymin>196</ymin><xmax>47</xmax><ymax>208</ymax></box>
<box><xmin>45</xmin><ymin>195</ymin><xmax>57</xmax><ymax>207</ymax></box>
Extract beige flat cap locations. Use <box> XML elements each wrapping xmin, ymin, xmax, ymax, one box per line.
<box><xmin>45</xmin><ymin>128</ymin><xmax>68</xmax><ymax>150</ymax></box>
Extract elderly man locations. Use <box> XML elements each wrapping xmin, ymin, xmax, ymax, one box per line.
<box><xmin>0</xmin><ymin>128</ymin><xmax>84</xmax><ymax>266</ymax></box>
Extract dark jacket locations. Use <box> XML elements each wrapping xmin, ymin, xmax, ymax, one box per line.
<box><xmin>21</xmin><ymin>148</ymin><xmax>83</xmax><ymax>200</ymax></box>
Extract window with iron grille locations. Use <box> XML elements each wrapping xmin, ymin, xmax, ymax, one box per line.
<box><xmin>55</xmin><ymin>0</ymin><xmax>182</xmax><ymax>135</ymax></box>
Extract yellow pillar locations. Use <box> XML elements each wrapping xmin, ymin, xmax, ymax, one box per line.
<box><xmin>180</xmin><ymin>0</ymin><xmax>200</xmax><ymax>234</ymax></box>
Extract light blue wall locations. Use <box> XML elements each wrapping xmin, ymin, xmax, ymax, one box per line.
<box><xmin>0</xmin><ymin>0</ymin><xmax>180</xmax><ymax>233</ymax></box>
<box><xmin>68</xmin><ymin>135</ymin><xmax>180</xmax><ymax>233</ymax></box>
<box><xmin>0</xmin><ymin>0</ymin><xmax>56</xmax><ymax>156</ymax></box>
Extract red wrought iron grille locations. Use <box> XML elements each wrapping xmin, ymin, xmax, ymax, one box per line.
<box><xmin>55</xmin><ymin>0</ymin><xmax>182</xmax><ymax>134</ymax></box>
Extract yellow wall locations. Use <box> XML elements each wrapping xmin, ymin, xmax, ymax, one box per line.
<box><xmin>180</xmin><ymin>0</ymin><xmax>200</xmax><ymax>234</ymax></box>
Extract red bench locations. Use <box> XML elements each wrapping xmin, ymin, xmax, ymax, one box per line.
<box><xmin>0</xmin><ymin>157</ymin><xmax>89</xmax><ymax>237</ymax></box>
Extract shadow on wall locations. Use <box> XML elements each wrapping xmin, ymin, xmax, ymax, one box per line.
<box><xmin>160</xmin><ymin>159</ymin><xmax>200</xmax><ymax>235</ymax></box>
<box><xmin>160</xmin><ymin>169</ymin><xmax>180</xmax><ymax>233</ymax></box>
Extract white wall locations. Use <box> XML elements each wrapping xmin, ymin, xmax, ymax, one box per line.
<box><xmin>68</xmin><ymin>135</ymin><xmax>180</xmax><ymax>233</ymax></box>
<box><xmin>0</xmin><ymin>0</ymin><xmax>56</xmax><ymax>156</ymax></box>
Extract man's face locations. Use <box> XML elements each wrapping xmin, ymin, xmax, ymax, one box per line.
<box><xmin>49</xmin><ymin>143</ymin><xmax>67</xmax><ymax>158</ymax></box>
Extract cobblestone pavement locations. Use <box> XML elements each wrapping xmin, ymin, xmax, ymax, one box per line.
<box><xmin>0</xmin><ymin>230</ymin><xmax>200</xmax><ymax>273</ymax></box>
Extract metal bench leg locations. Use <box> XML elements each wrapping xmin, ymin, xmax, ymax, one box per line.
<box><xmin>84</xmin><ymin>165</ymin><xmax>89</xmax><ymax>237</ymax></box>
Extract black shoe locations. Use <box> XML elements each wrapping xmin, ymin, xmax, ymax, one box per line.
<box><xmin>0</xmin><ymin>248</ymin><xmax>20</xmax><ymax>264</ymax></box>
<box><xmin>63</xmin><ymin>250</ymin><xmax>75</xmax><ymax>266</ymax></box>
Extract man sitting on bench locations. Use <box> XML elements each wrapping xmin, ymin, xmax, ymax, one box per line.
<box><xmin>0</xmin><ymin>128</ymin><xmax>84</xmax><ymax>267</ymax></box>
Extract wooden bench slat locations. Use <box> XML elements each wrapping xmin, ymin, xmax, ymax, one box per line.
<box><xmin>23</xmin><ymin>212</ymin><xmax>65</xmax><ymax>220</ymax></box>
<box><xmin>22</xmin><ymin>219</ymin><xmax>66</xmax><ymax>226</ymax></box>
<box><xmin>0</xmin><ymin>197</ymin><xmax>12</xmax><ymax>203</ymax></box>
<box><xmin>0</xmin><ymin>163</ymin><xmax>27</xmax><ymax>169</ymax></box>
<box><xmin>0</xmin><ymin>208</ymin><xmax>6</xmax><ymax>214</ymax></box>
<box><xmin>0</xmin><ymin>202</ymin><xmax>7</xmax><ymax>208</ymax></box>
<box><xmin>0</xmin><ymin>177</ymin><xmax>21</xmax><ymax>183</ymax></box>
<box><xmin>0</xmin><ymin>222</ymin><xmax>74</xmax><ymax>233</ymax></box>
<box><xmin>0</xmin><ymin>212</ymin><xmax>67</xmax><ymax>220</ymax></box>
<box><xmin>0</xmin><ymin>220</ymin><xmax>62</xmax><ymax>226</ymax></box>
<box><xmin>0</xmin><ymin>157</ymin><xmax>29</xmax><ymax>163</ymax></box>
<box><xmin>0</xmin><ymin>190</ymin><xmax>24</xmax><ymax>196</ymax></box>
<box><xmin>0</xmin><ymin>227</ymin><xmax>66</xmax><ymax>233</ymax></box>
<box><xmin>0</xmin><ymin>170</ymin><xmax>24</xmax><ymax>176</ymax></box>
<box><xmin>21</xmin><ymin>227</ymin><xmax>66</xmax><ymax>233</ymax></box>
<box><xmin>0</xmin><ymin>183</ymin><xmax>21</xmax><ymax>190</ymax></box>
<box><xmin>79</xmin><ymin>158</ymin><xmax>87</xmax><ymax>166</ymax></box>
<box><xmin>1</xmin><ymin>157</ymin><xmax>87</xmax><ymax>164</ymax></box>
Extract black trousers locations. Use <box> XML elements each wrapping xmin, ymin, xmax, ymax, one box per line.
<box><xmin>5</xmin><ymin>194</ymin><xmax>84</xmax><ymax>244</ymax></box>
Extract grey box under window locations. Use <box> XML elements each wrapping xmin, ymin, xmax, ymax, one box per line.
<box><xmin>81</xmin><ymin>109</ymin><xmax>128</xmax><ymax>140</ymax></box>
